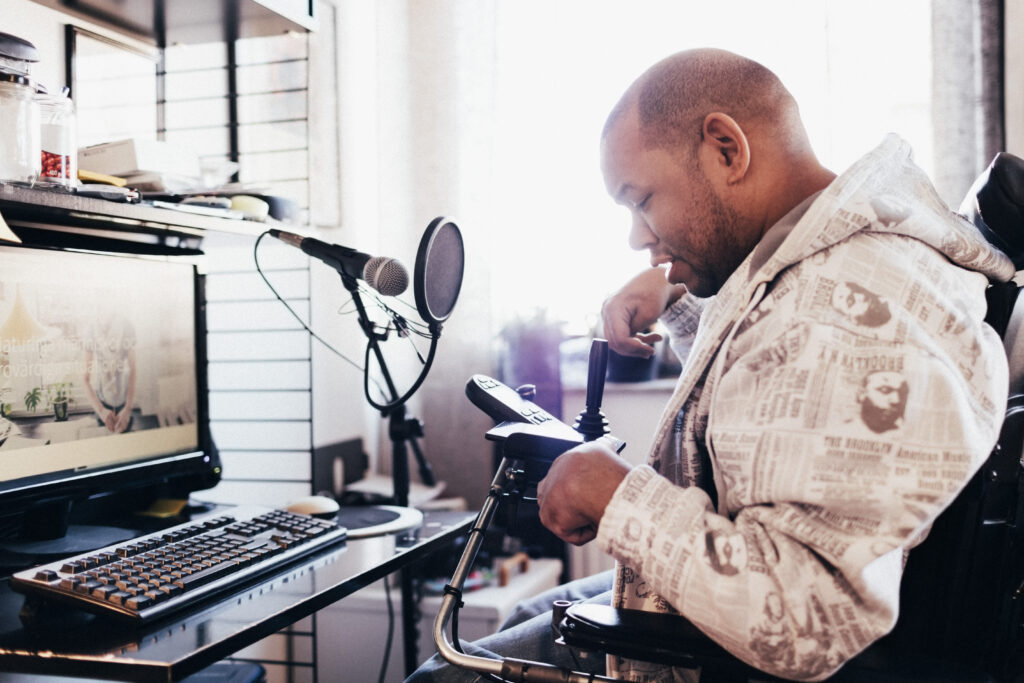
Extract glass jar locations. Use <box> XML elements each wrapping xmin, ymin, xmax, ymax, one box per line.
<box><xmin>0</xmin><ymin>74</ymin><xmax>40</xmax><ymax>183</ymax></box>
<box><xmin>37</xmin><ymin>92</ymin><xmax>77</xmax><ymax>187</ymax></box>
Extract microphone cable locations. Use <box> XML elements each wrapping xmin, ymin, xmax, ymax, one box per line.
<box><xmin>378</xmin><ymin>574</ymin><xmax>395</xmax><ymax>683</ymax></box>
<box><xmin>255</xmin><ymin>229</ymin><xmax>440</xmax><ymax>411</ymax></box>
<box><xmin>253</xmin><ymin>230</ymin><xmax>389</xmax><ymax>399</ymax></box>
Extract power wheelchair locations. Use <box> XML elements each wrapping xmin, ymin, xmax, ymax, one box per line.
<box><xmin>430</xmin><ymin>151</ymin><xmax>1024</xmax><ymax>682</ymax></box>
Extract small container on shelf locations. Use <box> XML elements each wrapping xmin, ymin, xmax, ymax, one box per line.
<box><xmin>37</xmin><ymin>90</ymin><xmax>77</xmax><ymax>187</ymax></box>
<box><xmin>0</xmin><ymin>31</ymin><xmax>41</xmax><ymax>184</ymax></box>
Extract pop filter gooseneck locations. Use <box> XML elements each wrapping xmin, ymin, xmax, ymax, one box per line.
<box><xmin>414</xmin><ymin>217</ymin><xmax>465</xmax><ymax>334</ymax></box>
<box><xmin>360</xmin><ymin>218</ymin><xmax>464</xmax><ymax>414</ymax></box>
<box><xmin>386</xmin><ymin>217</ymin><xmax>463</xmax><ymax>677</ymax></box>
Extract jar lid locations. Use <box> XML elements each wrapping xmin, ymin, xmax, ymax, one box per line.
<box><xmin>0</xmin><ymin>32</ymin><xmax>39</xmax><ymax>63</ymax></box>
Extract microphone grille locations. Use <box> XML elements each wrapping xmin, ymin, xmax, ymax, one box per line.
<box><xmin>363</xmin><ymin>256</ymin><xmax>410</xmax><ymax>296</ymax></box>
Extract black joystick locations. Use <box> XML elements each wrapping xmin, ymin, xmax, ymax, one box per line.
<box><xmin>574</xmin><ymin>339</ymin><xmax>611</xmax><ymax>441</ymax></box>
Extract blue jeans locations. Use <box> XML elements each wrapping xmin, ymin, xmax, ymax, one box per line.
<box><xmin>407</xmin><ymin>570</ymin><xmax>615</xmax><ymax>682</ymax></box>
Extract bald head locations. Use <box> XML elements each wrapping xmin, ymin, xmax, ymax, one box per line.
<box><xmin>605</xmin><ymin>48</ymin><xmax>808</xmax><ymax>158</ymax></box>
<box><xmin>599</xmin><ymin>49</ymin><xmax>836</xmax><ymax>294</ymax></box>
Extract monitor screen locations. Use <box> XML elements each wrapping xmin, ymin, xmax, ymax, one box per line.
<box><xmin>0</xmin><ymin>245</ymin><xmax>217</xmax><ymax>540</ymax></box>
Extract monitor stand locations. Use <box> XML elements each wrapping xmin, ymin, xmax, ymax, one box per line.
<box><xmin>0</xmin><ymin>500</ymin><xmax>137</xmax><ymax>570</ymax></box>
<box><xmin>1</xmin><ymin>524</ymin><xmax>137</xmax><ymax>560</ymax></box>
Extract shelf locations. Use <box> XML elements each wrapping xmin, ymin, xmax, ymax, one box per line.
<box><xmin>0</xmin><ymin>183</ymin><xmax>266</xmax><ymax>255</ymax></box>
<box><xmin>28</xmin><ymin>0</ymin><xmax>316</xmax><ymax>45</ymax></box>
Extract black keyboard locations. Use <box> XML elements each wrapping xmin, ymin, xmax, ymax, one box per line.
<box><xmin>9</xmin><ymin>505</ymin><xmax>347</xmax><ymax>624</ymax></box>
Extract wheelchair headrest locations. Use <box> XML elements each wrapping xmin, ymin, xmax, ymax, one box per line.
<box><xmin>960</xmin><ymin>152</ymin><xmax>1024</xmax><ymax>269</ymax></box>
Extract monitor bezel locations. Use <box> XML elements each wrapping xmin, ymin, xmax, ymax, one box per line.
<box><xmin>0</xmin><ymin>244</ymin><xmax>219</xmax><ymax>536</ymax></box>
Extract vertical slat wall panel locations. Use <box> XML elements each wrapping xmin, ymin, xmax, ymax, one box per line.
<box><xmin>161</xmin><ymin>19</ymin><xmax>321</xmax><ymax>683</ymax></box>
<box><xmin>161</xmin><ymin>28</ymin><xmax>314</xmax><ymax>506</ymax></box>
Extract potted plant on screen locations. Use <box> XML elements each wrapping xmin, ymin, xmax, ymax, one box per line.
<box><xmin>46</xmin><ymin>382</ymin><xmax>73</xmax><ymax>421</ymax></box>
<box><xmin>0</xmin><ymin>386</ymin><xmax>12</xmax><ymax>417</ymax></box>
<box><xmin>24</xmin><ymin>386</ymin><xmax>42</xmax><ymax>414</ymax></box>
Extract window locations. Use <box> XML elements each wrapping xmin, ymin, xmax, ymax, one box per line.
<box><xmin>486</xmin><ymin>0</ymin><xmax>932</xmax><ymax>332</ymax></box>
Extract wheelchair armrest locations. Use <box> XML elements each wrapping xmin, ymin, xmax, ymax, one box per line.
<box><xmin>558</xmin><ymin>603</ymin><xmax>741</xmax><ymax>671</ymax></box>
<box><xmin>557</xmin><ymin>604</ymin><xmax>994</xmax><ymax>682</ymax></box>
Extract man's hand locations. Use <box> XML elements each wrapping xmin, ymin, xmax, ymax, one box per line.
<box><xmin>601</xmin><ymin>267</ymin><xmax>687</xmax><ymax>357</ymax></box>
<box><xmin>536</xmin><ymin>442</ymin><xmax>631</xmax><ymax>545</ymax></box>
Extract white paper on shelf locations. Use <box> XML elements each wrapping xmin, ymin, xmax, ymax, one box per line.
<box><xmin>0</xmin><ymin>209</ymin><xmax>21</xmax><ymax>243</ymax></box>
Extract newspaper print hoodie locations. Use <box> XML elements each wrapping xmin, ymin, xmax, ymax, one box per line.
<box><xmin>595</xmin><ymin>134</ymin><xmax>1016</xmax><ymax>681</ymax></box>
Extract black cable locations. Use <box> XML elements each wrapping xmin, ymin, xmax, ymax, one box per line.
<box><xmin>362</xmin><ymin>325</ymin><xmax>439</xmax><ymax>412</ymax></box>
<box><xmin>446</xmin><ymin>585</ymin><xmax>465</xmax><ymax>653</ymax></box>
<box><xmin>255</xmin><ymin>230</ymin><xmax>440</xmax><ymax>411</ymax></box>
<box><xmin>371</xmin><ymin>285</ymin><xmax>431</xmax><ymax>330</ymax></box>
<box><xmin>444</xmin><ymin>585</ymin><xmax>506</xmax><ymax>682</ymax></box>
<box><xmin>253</xmin><ymin>231</ymin><xmax>365</xmax><ymax>374</ymax></box>
<box><xmin>378</xmin><ymin>574</ymin><xmax>394</xmax><ymax>683</ymax></box>
<box><xmin>371</xmin><ymin>295</ymin><xmax>433</xmax><ymax>339</ymax></box>
<box><xmin>254</xmin><ymin>230</ymin><xmax>394</xmax><ymax>401</ymax></box>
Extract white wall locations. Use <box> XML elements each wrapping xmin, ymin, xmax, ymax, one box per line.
<box><xmin>327</xmin><ymin>1</ymin><xmax>501</xmax><ymax>507</ymax></box>
<box><xmin>0</xmin><ymin>0</ymin><xmax>152</xmax><ymax>91</ymax></box>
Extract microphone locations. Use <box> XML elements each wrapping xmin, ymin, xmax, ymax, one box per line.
<box><xmin>268</xmin><ymin>229</ymin><xmax>410</xmax><ymax>296</ymax></box>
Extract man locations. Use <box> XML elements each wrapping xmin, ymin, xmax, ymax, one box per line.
<box><xmin>83</xmin><ymin>309</ymin><xmax>138</xmax><ymax>434</ymax></box>
<box><xmin>412</xmin><ymin>48</ymin><xmax>1011</xmax><ymax>682</ymax></box>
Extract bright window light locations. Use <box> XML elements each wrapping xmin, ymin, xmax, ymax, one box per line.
<box><xmin>487</xmin><ymin>0</ymin><xmax>932</xmax><ymax>333</ymax></box>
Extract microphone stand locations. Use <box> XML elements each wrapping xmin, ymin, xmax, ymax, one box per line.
<box><xmin>339</xmin><ymin>271</ymin><xmax>435</xmax><ymax>676</ymax></box>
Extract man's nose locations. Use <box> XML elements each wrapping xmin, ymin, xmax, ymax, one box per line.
<box><xmin>628</xmin><ymin>213</ymin><xmax>656</xmax><ymax>251</ymax></box>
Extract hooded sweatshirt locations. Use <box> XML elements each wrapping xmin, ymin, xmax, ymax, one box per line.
<box><xmin>596</xmin><ymin>135</ymin><xmax>1015</xmax><ymax>681</ymax></box>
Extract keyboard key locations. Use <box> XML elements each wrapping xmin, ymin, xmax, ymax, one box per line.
<box><xmin>60</xmin><ymin>577</ymin><xmax>82</xmax><ymax>590</ymax></box>
<box><xmin>92</xmin><ymin>585</ymin><xmax>119</xmax><ymax>600</ymax></box>
<box><xmin>173</xmin><ymin>561</ymin><xmax>239</xmax><ymax>590</ymax></box>
<box><xmin>126</xmin><ymin>594</ymin><xmax>153</xmax><ymax>610</ymax></box>
<box><xmin>107</xmin><ymin>591</ymin><xmax>132</xmax><ymax>605</ymax></box>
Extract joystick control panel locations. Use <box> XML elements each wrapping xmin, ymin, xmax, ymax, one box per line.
<box><xmin>465</xmin><ymin>339</ymin><xmax>625</xmax><ymax>474</ymax></box>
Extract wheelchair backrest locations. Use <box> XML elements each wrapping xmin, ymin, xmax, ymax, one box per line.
<box><xmin>884</xmin><ymin>152</ymin><xmax>1024</xmax><ymax>679</ymax></box>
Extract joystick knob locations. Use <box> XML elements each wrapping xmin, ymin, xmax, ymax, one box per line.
<box><xmin>574</xmin><ymin>339</ymin><xmax>611</xmax><ymax>441</ymax></box>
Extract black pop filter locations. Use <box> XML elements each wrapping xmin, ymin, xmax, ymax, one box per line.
<box><xmin>414</xmin><ymin>217</ymin><xmax>464</xmax><ymax>331</ymax></box>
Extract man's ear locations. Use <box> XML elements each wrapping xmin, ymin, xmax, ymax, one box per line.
<box><xmin>700</xmin><ymin>113</ymin><xmax>750</xmax><ymax>185</ymax></box>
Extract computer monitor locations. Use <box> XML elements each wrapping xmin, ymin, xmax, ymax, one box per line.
<box><xmin>0</xmin><ymin>244</ymin><xmax>219</xmax><ymax>546</ymax></box>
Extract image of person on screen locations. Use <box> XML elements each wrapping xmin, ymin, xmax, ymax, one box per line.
<box><xmin>83</xmin><ymin>312</ymin><xmax>137</xmax><ymax>434</ymax></box>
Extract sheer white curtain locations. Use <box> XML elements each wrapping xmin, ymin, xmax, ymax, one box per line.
<box><xmin>487</xmin><ymin>0</ymin><xmax>934</xmax><ymax>331</ymax></box>
<box><xmin>931</xmin><ymin>0</ymin><xmax>1005</xmax><ymax>206</ymax></box>
<box><xmin>332</xmin><ymin>2</ymin><xmax>502</xmax><ymax>503</ymax></box>
<box><xmin>334</xmin><ymin>0</ymin><xmax>941</xmax><ymax>505</ymax></box>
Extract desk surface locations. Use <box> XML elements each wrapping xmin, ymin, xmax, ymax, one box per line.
<box><xmin>0</xmin><ymin>509</ymin><xmax>475</xmax><ymax>682</ymax></box>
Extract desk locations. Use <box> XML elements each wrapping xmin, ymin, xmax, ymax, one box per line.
<box><xmin>0</xmin><ymin>509</ymin><xmax>475</xmax><ymax>682</ymax></box>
